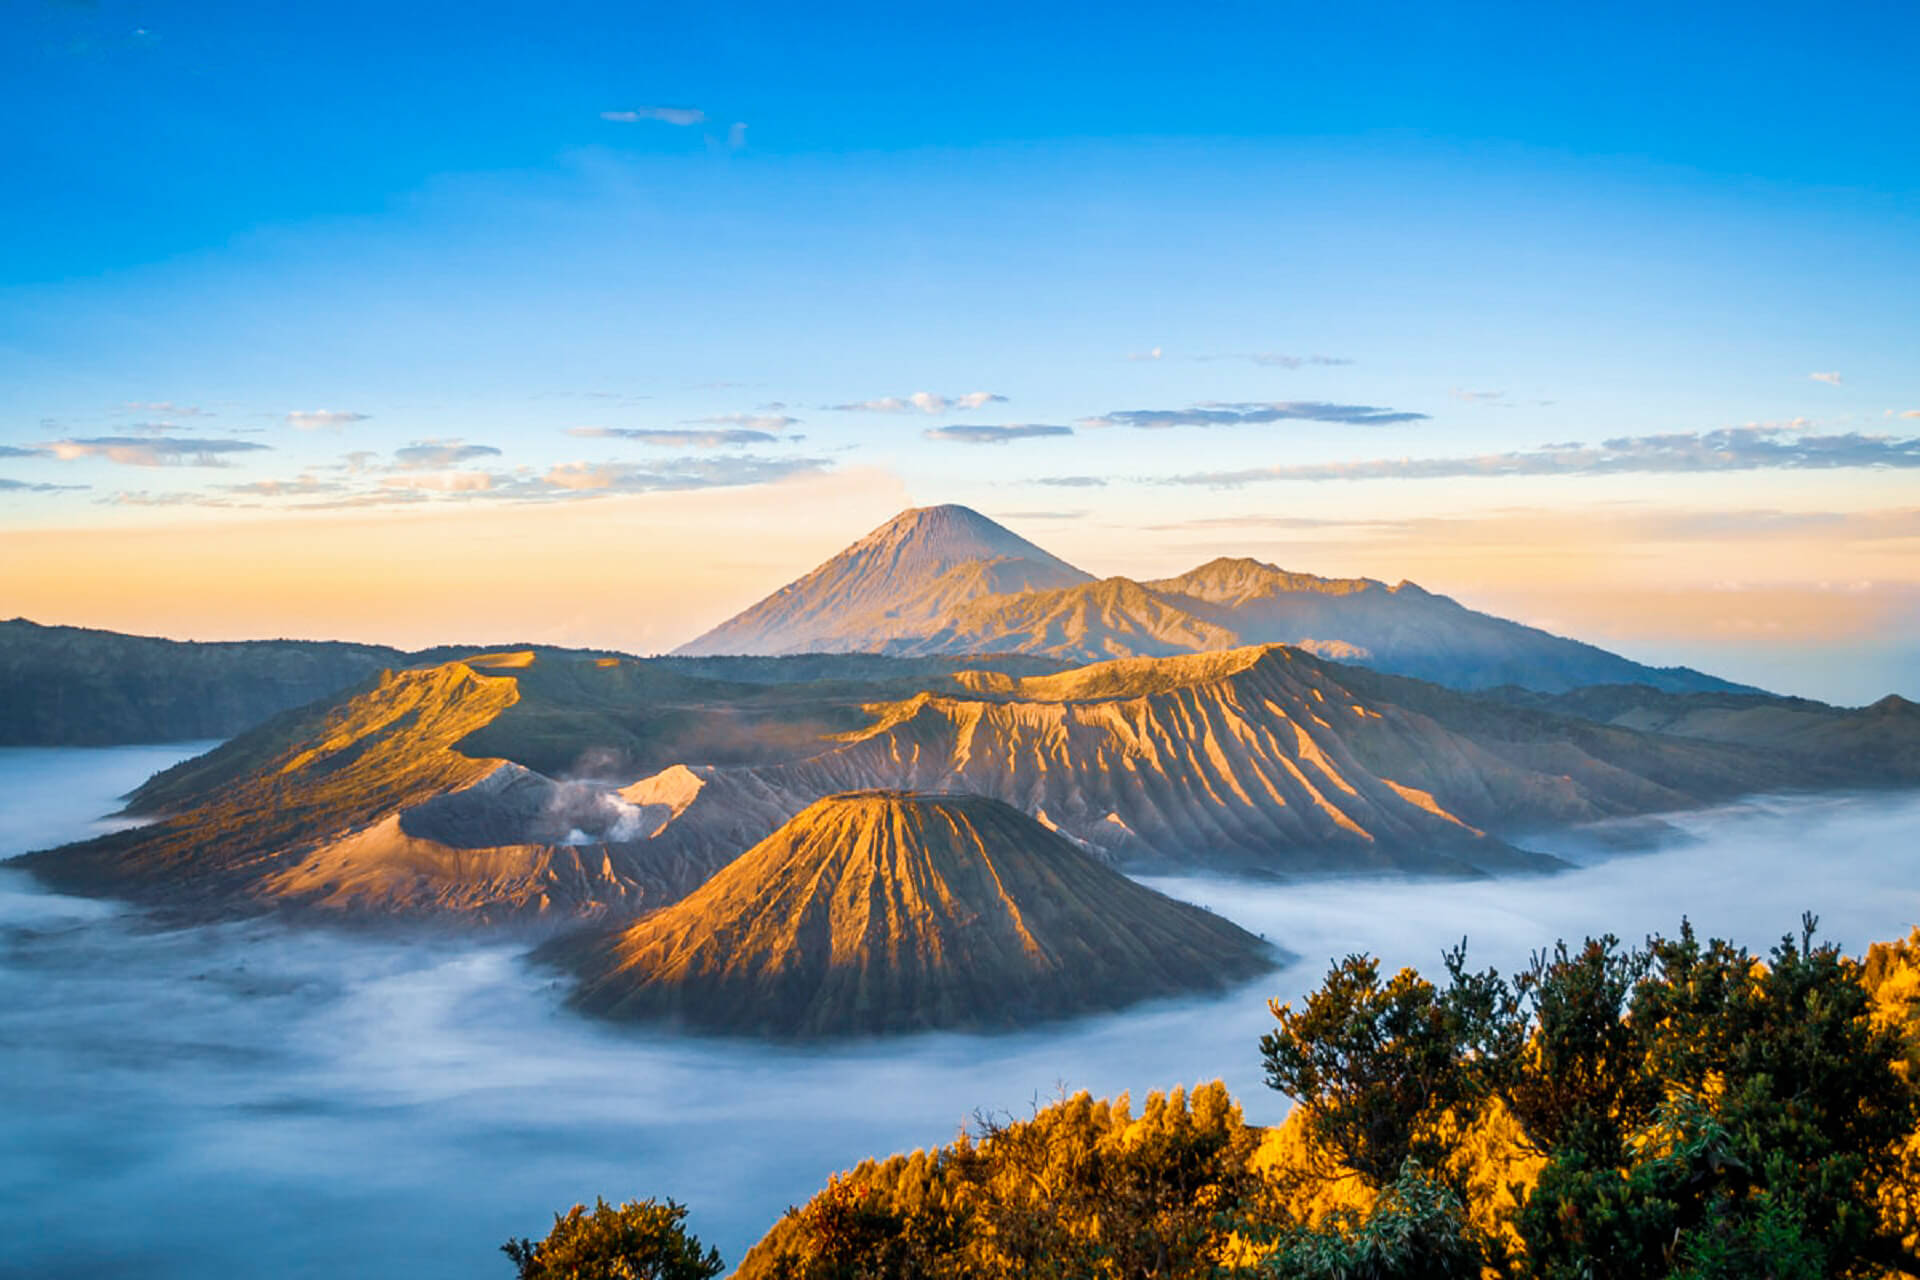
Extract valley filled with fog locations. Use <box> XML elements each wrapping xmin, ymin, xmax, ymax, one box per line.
<box><xmin>4</xmin><ymin>744</ymin><xmax>1917</xmax><ymax>1278</ymax></box>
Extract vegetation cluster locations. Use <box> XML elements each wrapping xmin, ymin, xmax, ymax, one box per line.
<box><xmin>509</xmin><ymin>920</ymin><xmax>1920</xmax><ymax>1278</ymax></box>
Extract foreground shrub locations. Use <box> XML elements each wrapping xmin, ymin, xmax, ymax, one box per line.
<box><xmin>503</xmin><ymin>1196</ymin><xmax>723</xmax><ymax>1280</ymax></box>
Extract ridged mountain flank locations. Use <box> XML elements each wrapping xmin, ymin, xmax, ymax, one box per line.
<box><xmin>620</xmin><ymin>641</ymin><xmax>1880</xmax><ymax>883</ymax></box>
<box><xmin>551</xmin><ymin>791</ymin><xmax>1278</xmax><ymax>1037</ymax></box>
<box><xmin>674</xmin><ymin>505</ymin><xmax>1092</xmax><ymax>657</ymax></box>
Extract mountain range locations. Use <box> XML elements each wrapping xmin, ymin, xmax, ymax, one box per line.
<box><xmin>22</xmin><ymin>641</ymin><xmax>1912</xmax><ymax>933</ymax></box>
<box><xmin>10</xmin><ymin>502</ymin><xmax>1916</xmax><ymax>1037</ymax></box>
<box><xmin>677</xmin><ymin>506</ymin><xmax>1751</xmax><ymax>695</ymax></box>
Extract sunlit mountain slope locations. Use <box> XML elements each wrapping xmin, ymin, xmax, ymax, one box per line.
<box><xmin>549</xmin><ymin>790</ymin><xmax>1278</xmax><ymax>1036</ymax></box>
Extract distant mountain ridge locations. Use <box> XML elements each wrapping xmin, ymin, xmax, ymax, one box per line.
<box><xmin>674</xmin><ymin>507</ymin><xmax>1753</xmax><ymax>696</ymax></box>
<box><xmin>547</xmin><ymin>790</ymin><xmax>1277</xmax><ymax>1037</ymax></box>
<box><xmin>0</xmin><ymin>618</ymin><xmax>408</xmax><ymax>746</ymax></box>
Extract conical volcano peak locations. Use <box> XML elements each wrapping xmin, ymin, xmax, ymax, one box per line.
<box><xmin>549</xmin><ymin>787</ymin><xmax>1277</xmax><ymax>1036</ymax></box>
<box><xmin>853</xmin><ymin>504</ymin><xmax>1058</xmax><ymax>562</ymax></box>
<box><xmin>675</xmin><ymin>505</ymin><xmax>1091</xmax><ymax>656</ymax></box>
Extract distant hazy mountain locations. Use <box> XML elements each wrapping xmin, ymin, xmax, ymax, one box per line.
<box><xmin>676</xmin><ymin>507</ymin><xmax>1751</xmax><ymax>695</ymax></box>
<box><xmin>674</xmin><ymin>504</ymin><xmax>1093</xmax><ymax>656</ymax></box>
<box><xmin>0</xmin><ymin>618</ymin><xmax>406</xmax><ymax>745</ymax></box>
<box><xmin>548</xmin><ymin>790</ymin><xmax>1277</xmax><ymax>1036</ymax></box>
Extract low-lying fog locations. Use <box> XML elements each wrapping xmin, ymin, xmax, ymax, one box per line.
<box><xmin>4</xmin><ymin>744</ymin><xmax>1917</xmax><ymax>1278</ymax></box>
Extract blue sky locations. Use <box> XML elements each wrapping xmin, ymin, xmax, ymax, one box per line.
<box><xmin>3</xmin><ymin>0</ymin><xmax>1917</xmax><ymax>698</ymax></box>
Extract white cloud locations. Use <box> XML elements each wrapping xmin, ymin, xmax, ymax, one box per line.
<box><xmin>1809</xmin><ymin>372</ymin><xmax>1844</xmax><ymax>385</ymax></box>
<box><xmin>923</xmin><ymin>424</ymin><xmax>1074</xmax><ymax>445</ymax></box>
<box><xmin>569</xmin><ymin>426</ymin><xmax>782</xmax><ymax>447</ymax></box>
<box><xmin>1126</xmin><ymin>346</ymin><xmax>1164</xmax><ymax>362</ymax></box>
<box><xmin>689</xmin><ymin>412</ymin><xmax>800</xmax><ymax>431</ymax></box>
<box><xmin>392</xmin><ymin>441</ymin><xmax>503</xmax><ymax>469</ymax></box>
<box><xmin>828</xmin><ymin>391</ymin><xmax>1009</xmax><ymax>415</ymax></box>
<box><xmin>44</xmin><ymin>436</ymin><xmax>272</xmax><ymax>467</ymax></box>
<box><xmin>381</xmin><ymin>471</ymin><xmax>496</xmax><ymax>493</ymax></box>
<box><xmin>600</xmin><ymin>106</ymin><xmax>706</xmax><ymax>126</ymax></box>
<box><xmin>1192</xmin><ymin>352</ymin><xmax>1354</xmax><ymax>368</ymax></box>
<box><xmin>286</xmin><ymin>410</ymin><xmax>370</xmax><ymax>430</ymax></box>
<box><xmin>1088</xmin><ymin>400</ymin><xmax>1428</xmax><ymax>429</ymax></box>
<box><xmin>1160</xmin><ymin>426</ymin><xmax>1920</xmax><ymax>487</ymax></box>
<box><xmin>123</xmin><ymin>401</ymin><xmax>210</xmax><ymax>417</ymax></box>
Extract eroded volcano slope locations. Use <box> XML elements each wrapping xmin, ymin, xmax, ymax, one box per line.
<box><xmin>551</xmin><ymin>790</ymin><xmax>1278</xmax><ymax>1036</ymax></box>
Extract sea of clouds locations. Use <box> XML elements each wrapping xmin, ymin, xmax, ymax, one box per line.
<box><xmin>2</xmin><ymin>744</ymin><xmax>1916</xmax><ymax>1277</ymax></box>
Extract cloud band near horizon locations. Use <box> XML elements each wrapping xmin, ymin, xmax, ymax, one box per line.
<box><xmin>1161</xmin><ymin>427</ymin><xmax>1920</xmax><ymax>486</ymax></box>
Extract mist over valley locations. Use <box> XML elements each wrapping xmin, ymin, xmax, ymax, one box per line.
<box><xmin>4</xmin><ymin>742</ymin><xmax>1916</xmax><ymax>1276</ymax></box>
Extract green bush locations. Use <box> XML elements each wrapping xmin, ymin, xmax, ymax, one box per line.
<box><xmin>503</xmin><ymin>1196</ymin><xmax>723</xmax><ymax>1280</ymax></box>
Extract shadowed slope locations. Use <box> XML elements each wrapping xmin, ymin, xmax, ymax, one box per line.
<box><xmin>15</xmin><ymin>658</ymin><xmax>526</xmax><ymax>910</ymax></box>
<box><xmin>553</xmin><ymin>791</ymin><xmax>1278</xmax><ymax>1037</ymax></box>
<box><xmin>0</xmin><ymin>617</ymin><xmax>407</xmax><ymax>745</ymax></box>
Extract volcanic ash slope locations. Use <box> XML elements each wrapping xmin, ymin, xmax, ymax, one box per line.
<box><xmin>550</xmin><ymin>791</ymin><xmax>1279</xmax><ymax>1038</ymax></box>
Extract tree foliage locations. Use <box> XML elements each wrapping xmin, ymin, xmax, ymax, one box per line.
<box><xmin>516</xmin><ymin>917</ymin><xmax>1920</xmax><ymax>1279</ymax></box>
<box><xmin>1261</xmin><ymin>915</ymin><xmax>1920</xmax><ymax>1279</ymax></box>
<box><xmin>503</xmin><ymin>1197</ymin><xmax>724</xmax><ymax>1280</ymax></box>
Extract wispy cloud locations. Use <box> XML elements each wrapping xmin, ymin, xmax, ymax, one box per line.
<box><xmin>600</xmin><ymin>106</ymin><xmax>706</xmax><ymax>126</ymax></box>
<box><xmin>122</xmin><ymin>401</ymin><xmax>209</xmax><ymax>417</ymax></box>
<box><xmin>568</xmin><ymin>426</ymin><xmax>782</xmax><ymax>447</ymax></box>
<box><xmin>600</xmin><ymin>106</ymin><xmax>748</xmax><ymax>149</ymax></box>
<box><xmin>1126</xmin><ymin>346</ymin><xmax>1164</xmax><ymax>362</ymax></box>
<box><xmin>689</xmin><ymin>412</ymin><xmax>799</xmax><ymax>431</ymax></box>
<box><xmin>535</xmin><ymin>454</ymin><xmax>830</xmax><ymax>495</ymax></box>
<box><xmin>44</xmin><ymin>436</ymin><xmax>272</xmax><ymax>467</ymax></box>
<box><xmin>1037</xmin><ymin>475</ymin><xmax>1108</xmax><ymax>487</ymax></box>
<box><xmin>99</xmin><ymin>490</ymin><xmax>222</xmax><ymax>508</ymax></box>
<box><xmin>1086</xmin><ymin>400</ymin><xmax>1429</xmax><ymax>429</ymax></box>
<box><xmin>0</xmin><ymin>477</ymin><xmax>87</xmax><ymax>493</ymax></box>
<box><xmin>923</xmin><ymin>424</ymin><xmax>1073</xmax><ymax>445</ymax></box>
<box><xmin>286</xmin><ymin>409</ymin><xmax>370</xmax><ymax>430</ymax></box>
<box><xmin>828</xmin><ymin>391</ymin><xmax>1008</xmax><ymax>415</ymax></box>
<box><xmin>1809</xmin><ymin>372</ymin><xmax>1844</xmax><ymax>385</ymax></box>
<box><xmin>381</xmin><ymin>470</ymin><xmax>497</xmax><ymax>493</ymax></box>
<box><xmin>1194</xmin><ymin>353</ymin><xmax>1354</xmax><ymax>369</ymax></box>
<box><xmin>1450</xmin><ymin>388</ymin><xmax>1506</xmax><ymax>403</ymax></box>
<box><xmin>392</xmin><ymin>441</ymin><xmax>503</xmax><ymax>469</ymax></box>
<box><xmin>220</xmin><ymin>475</ymin><xmax>348</xmax><ymax>498</ymax></box>
<box><xmin>1159</xmin><ymin>426</ymin><xmax>1920</xmax><ymax>487</ymax></box>
<box><xmin>0</xmin><ymin>444</ymin><xmax>47</xmax><ymax>458</ymax></box>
